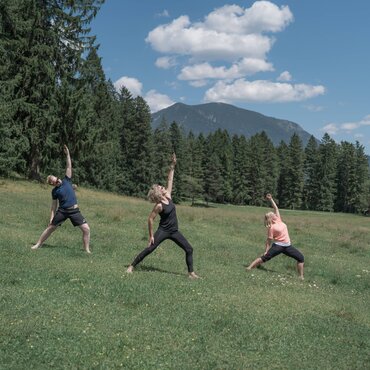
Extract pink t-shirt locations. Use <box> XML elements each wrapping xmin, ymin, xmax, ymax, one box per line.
<box><xmin>267</xmin><ymin>216</ymin><xmax>291</xmax><ymax>245</ymax></box>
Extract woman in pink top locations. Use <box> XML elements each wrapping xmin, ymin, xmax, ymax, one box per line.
<box><xmin>247</xmin><ymin>194</ymin><xmax>304</xmax><ymax>279</ymax></box>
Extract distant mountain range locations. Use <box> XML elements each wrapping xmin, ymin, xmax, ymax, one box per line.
<box><xmin>151</xmin><ymin>102</ymin><xmax>315</xmax><ymax>147</ymax></box>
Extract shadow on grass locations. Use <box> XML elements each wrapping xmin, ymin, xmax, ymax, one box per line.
<box><xmin>29</xmin><ymin>243</ymin><xmax>91</xmax><ymax>257</ymax></box>
<box><xmin>132</xmin><ymin>265</ymin><xmax>185</xmax><ymax>277</ymax></box>
<box><xmin>243</xmin><ymin>264</ymin><xmax>278</xmax><ymax>273</ymax></box>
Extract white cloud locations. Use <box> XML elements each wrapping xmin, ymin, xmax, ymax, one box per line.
<box><xmin>155</xmin><ymin>56</ymin><xmax>177</xmax><ymax>69</ymax></box>
<box><xmin>144</xmin><ymin>89</ymin><xmax>175</xmax><ymax>113</ymax></box>
<box><xmin>341</xmin><ymin>122</ymin><xmax>359</xmax><ymax>131</ymax></box>
<box><xmin>321</xmin><ymin>124</ymin><xmax>339</xmax><ymax>135</ymax></box>
<box><xmin>321</xmin><ymin>115</ymin><xmax>370</xmax><ymax>137</ymax></box>
<box><xmin>146</xmin><ymin>2</ymin><xmax>293</xmax><ymax>62</ymax></box>
<box><xmin>204</xmin><ymin>79</ymin><xmax>325</xmax><ymax>103</ymax></box>
<box><xmin>178</xmin><ymin>58</ymin><xmax>273</xmax><ymax>81</ymax></box>
<box><xmin>114</xmin><ymin>76</ymin><xmax>142</xmax><ymax>96</ymax></box>
<box><xmin>147</xmin><ymin>16</ymin><xmax>273</xmax><ymax>61</ymax></box>
<box><xmin>189</xmin><ymin>80</ymin><xmax>208</xmax><ymax>87</ymax></box>
<box><xmin>277</xmin><ymin>71</ymin><xmax>292</xmax><ymax>82</ymax></box>
<box><xmin>203</xmin><ymin>2</ymin><xmax>293</xmax><ymax>34</ymax></box>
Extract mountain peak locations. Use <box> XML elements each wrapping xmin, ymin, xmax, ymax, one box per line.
<box><xmin>152</xmin><ymin>102</ymin><xmax>315</xmax><ymax>146</ymax></box>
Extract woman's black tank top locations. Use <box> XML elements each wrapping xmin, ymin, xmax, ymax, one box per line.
<box><xmin>159</xmin><ymin>199</ymin><xmax>178</xmax><ymax>232</ymax></box>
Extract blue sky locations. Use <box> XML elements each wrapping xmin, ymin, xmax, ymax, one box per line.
<box><xmin>91</xmin><ymin>0</ymin><xmax>370</xmax><ymax>154</ymax></box>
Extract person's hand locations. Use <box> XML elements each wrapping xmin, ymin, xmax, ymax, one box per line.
<box><xmin>63</xmin><ymin>145</ymin><xmax>70</xmax><ymax>155</ymax></box>
<box><xmin>265</xmin><ymin>193</ymin><xmax>272</xmax><ymax>201</ymax></box>
<box><xmin>147</xmin><ymin>236</ymin><xmax>154</xmax><ymax>247</ymax></box>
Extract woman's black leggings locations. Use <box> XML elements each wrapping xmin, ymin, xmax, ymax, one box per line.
<box><xmin>261</xmin><ymin>244</ymin><xmax>304</xmax><ymax>263</ymax></box>
<box><xmin>131</xmin><ymin>229</ymin><xmax>194</xmax><ymax>272</ymax></box>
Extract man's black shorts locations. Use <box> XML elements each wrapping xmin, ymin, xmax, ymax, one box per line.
<box><xmin>51</xmin><ymin>208</ymin><xmax>87</xmax><ymax>227</ymax></box>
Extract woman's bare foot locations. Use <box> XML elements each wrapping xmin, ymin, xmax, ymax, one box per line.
<box><xmin>126</xmin><ymin>265</ymin><xmax>134</xmax><ymax>273</ymax></box>
<box><xmin>31</xmin><ymin>244</ymin><xmax>41</xmax><ymax>250</ymax></box>
<box><xmin>188</xmin><ymin>272</ymin><xmax>200</xmax><ymax>279</ymax></box>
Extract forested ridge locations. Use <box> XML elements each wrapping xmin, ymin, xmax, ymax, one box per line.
<box><xmin>1</xmin><ymin>0</ymin><xmax>369</xmax><ymax>213</ymax></box>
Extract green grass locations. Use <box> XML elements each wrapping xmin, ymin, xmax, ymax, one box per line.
<box><xmin>0</xmin><ymin>178</ymin><xmax>369</xmax><ymax>369</ymax></box>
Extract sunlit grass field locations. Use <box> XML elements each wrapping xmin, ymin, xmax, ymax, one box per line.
<box><xmin>0</xmin><ymin>178</ymin><xmax>369</xmax><ymax>369</ymax></box>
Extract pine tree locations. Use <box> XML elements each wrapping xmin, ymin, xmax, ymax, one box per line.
<box><xmin>315</xmin><ymin>133</ymin><xmax>338</xmax><ymax>211</ymax></box>
<box><xmin>285</xmin><ymin>133</ymin><xmax>304</xmax><ymax>209</ymax></box>
<box><xmin>0</xmin><ymin>0</ymin><xmax>104</xmax><ymax>180</ymax></box>
<box><xmin>247</xmin><ymin>132</ymin><xmax>277</xmax><ymax>206</ymax></box>
<box><xmin>276</xmin><ymin>141</ymin><xmax>290</xmax><ymax>207</ymax></box>
<box><xmin>302</xmin><ymin>136</ymin><xmax>319</xmax><ymax>210</ymax></box>
<box><xmin>182</xmin><ymin>131</ymin><xmax>204</xmax><ymax>205</ymax></box>
<box><xmin>232</xmin><ymin>135</ymin><xmax>251</xmax><ymax>204</ymax></box>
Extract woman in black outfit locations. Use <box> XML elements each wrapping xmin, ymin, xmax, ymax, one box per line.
<box><xmin>126</xmin><ymin>154</ymin><xmax>199</xmax><ymax>279</ymax></box>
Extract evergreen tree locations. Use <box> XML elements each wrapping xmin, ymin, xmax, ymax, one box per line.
<box><xmin>0</xmin><ymin>0</ymin><xmax>104</xmax><ymax>180</ymax></box>
<box><xmin>232</xmin><ymin>135</ymin><xmax>251</xmax><ymax>204</ymax></box>
<box><xmin>302</xmin><ymin>136</ymin><xmax>319</xmax><ymax>210</ymax></box>
<box><xmin>276</xmin><ymin>141</ymin><xmax>290</xmax><ymax>206</ymax></box>
<box><xmin>285</xmin><ymin>133</ymin><xmax>304</xmax><ymax>209</ymax></box>
<box><xmin>315</xmin><ymin>133</ymin><xmax>338</xmax><ymax>211</ymax></box>
<box><xmin>182</xmin><ymin>131</ymin><xmax>204</xmax><ymax>205</ymax></box>
<box><xmin>247</xmin><ymin>132</ymin><xmax>277</xmax><ymax>206</ymax></box>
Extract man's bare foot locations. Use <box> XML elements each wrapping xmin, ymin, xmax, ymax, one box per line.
<box><xmin>188</xmin><ymin>272</ymin><xmax>200</xmax><ymax>279</ymax></box>
<box><xmin>85</xmin><ymin>248</ymin><xmax>91</xmax><ymax>254</ymax></box>
<box><xmin>31</xmin><ymin>244</ymin><xmax>41</xmax><ymax>250</ymax></box>
<box><xmin>126</xmin><ymin>265</ymin><xmax>134</xmax><ymax>273</ymax></box>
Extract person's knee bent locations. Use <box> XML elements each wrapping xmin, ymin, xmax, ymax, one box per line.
<box><xmin>185</xmin><ymin>245</ymin><xmax>193</xmax><ymax>256</ymax></box>
<box><xmin>47</xmin><ymin>224</ymin><xmax>57</xmax><ymax>232</ymax></box>
<box><xmin>260</xmin><ymin>255</ymin><xmax>270</xmax><ymax>263</ymax></box>
<box><xmin>80</xmin><ymin>223</ymin><xmax>90</xmax><ymax>234</ymax></box>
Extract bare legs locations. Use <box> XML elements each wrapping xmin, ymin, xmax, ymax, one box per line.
<box><xmin>246</xmin><ymin>257</ymin><xmax>304</xmax><ymax>280</ymax></box>
<box><xmin>79</xmin><ymin>223</ymin><xmax>91</xmax><ymax>254</ymax></box>
<box><xmin>246</xmin><ymin>257</ymin><xmax>263</xmax><ymax>270</ymax></box>
<box><xmin>297</xmin><ymin>262</ymin><xmax>304</xmax><ymax>280</ymax></box>
<box><xmin>31</xmin><ymin>225</ymin><xmax>57</xmax><ymax>250</ymax></box>
<box><xmin>31</xmin><ymin>223</ymin><xmax>91</xmax><ymax>253</ymax></box>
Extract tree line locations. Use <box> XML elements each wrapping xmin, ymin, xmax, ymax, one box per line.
<box><xmin>1</xmin><ymin>0</ymin><xmax>369</xmax><ymax>213</ymax></box>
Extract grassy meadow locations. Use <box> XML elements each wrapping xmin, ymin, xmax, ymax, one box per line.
<box><xmin>0</xmin><ymin>178</ymin><xmax>369</xmax><ymax>369</ymax></box>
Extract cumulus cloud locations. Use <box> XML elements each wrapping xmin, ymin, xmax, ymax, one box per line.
<box><xmin>114</xmin><ymin>77</ymin><xmax>174</xmax><ymax>113</ymax></box>
<box><xmin>146</xmin><ymin>1</ymin><xmax>293</xmax><ymax>82</ymax></box>
<box><xmin>277</xmin><ymin>71</ymin><xmax>292</xmax><ymax>82</ymax></box>
<box><xmin>204</xmin><ymin>79</ymin><xmax>325</xmax><ymax>103</ymax></box>
<box><xmin>178</xmin><ymin>58</ymin><xmax>273</xmax><ymax>81</ymax></box>
<box><xmin>114</xmin><ymin>76</ymin><xmax>142</xmax><ymax>96</ymax></box>
<box><xmin>203</xmin><ymin>2</ymin><xmax>293</xmax><ymax>34</ymax></box>
<box><xmin>144</xmin><ymin>89</ymin><xmax>175</xmax><ymax>113</ymax></box>
<box><xmin>321</xmin><ymin>124</ymin><xmax>339</xmax><ymax>135</ymax></box>
<box><xmin>155</xmin><ymin>56</ymin><xmax>177</xmax><ymax>69</ymax></box>
<box><xmin>321</xmin><ymin>115</ymin><xmax>370</xmax><ymax>136</ymax></box>
<box><xmin>145</xmin><ymin>1</ymin><xmax>326</xmax><ymax>106</ymax></box>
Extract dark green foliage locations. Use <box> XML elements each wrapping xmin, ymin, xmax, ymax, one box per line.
<box><xmin>284</xmin><ymin>133</ymin><xmax>304</xmax><ymax>209</ymax></box>
<box><xmin>247</xmin><ymin>132</ymin><xmax>277</xmax><ymax>206</ymax></box>
<box><xmin>302</xmin><ymin>136</ymin><xmax>319</xmax><ymax>210</ymax></box>
<box><xmin>232</xmin><ymin>135</ymin><xmax>251</xmax><ymax>205</ymax></box>
<box><xmin>315</xmin><ymin>133</ymin><xmax>338</xmax><ymax>211</ymax></box>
